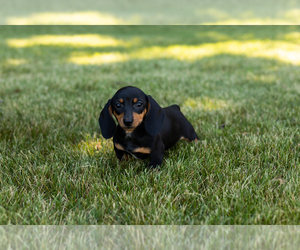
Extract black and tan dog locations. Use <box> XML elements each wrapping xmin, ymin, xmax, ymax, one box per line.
<box><xmin>99</xmin><ymin>86</ymin><xmax>198</xmax><ymax>168</ymax></box>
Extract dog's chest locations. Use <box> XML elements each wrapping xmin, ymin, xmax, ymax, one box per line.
<box><xmin>123</xmin><ymin>140</ymin><xmax>137</xmax><ymax>153</ymax></box>
<box><xmin>122</xmin><ymin>136</ymin><xmax>151</xmax><ymax>159</ymax></box>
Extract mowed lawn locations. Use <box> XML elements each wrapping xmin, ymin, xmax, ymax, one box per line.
<box><xmin>0</xmin><ymin>26</ymin><xmax>300</xmax><ymax>224</ymax></box>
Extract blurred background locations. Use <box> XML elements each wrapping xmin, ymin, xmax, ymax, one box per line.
<box><xmin>1</xmin><ymin>0</ymin><xmax>300</xmax><ymax>226</ymax></box>
<box><xmin>1</xmin><ymin>0</ymin><xmax>300</xmax><ymax>25</ymax></box>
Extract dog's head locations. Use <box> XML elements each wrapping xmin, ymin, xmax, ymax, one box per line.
<box><xmin>99</xmin><ymin>86</ymin><xmax>165</xmax><ymax>139</ymax></box>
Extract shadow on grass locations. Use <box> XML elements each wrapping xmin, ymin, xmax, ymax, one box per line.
<box><xmin>1</xmin><ymin>26</ymin><xmax>300</xmax><ymax>175</ymax></box>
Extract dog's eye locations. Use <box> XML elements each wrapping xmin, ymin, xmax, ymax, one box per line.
<box><xmin>136</xmin><ymin>101</ymin><xmax>143</xmax><ymax>107</ymax></box>
<box><xmin>115</xmin><ymin>102</ymin><xmax>122</xmax><ymax>108</ymax></box>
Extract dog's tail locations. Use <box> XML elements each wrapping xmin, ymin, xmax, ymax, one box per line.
<box><xmin>169</xmin><ymin>104</ymin><xmax>181</xmax><ymax>111</ymax></box>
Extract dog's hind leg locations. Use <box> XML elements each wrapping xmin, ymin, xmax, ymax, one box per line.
<box><xmin>180</xmin><ymin>123</ymin><xmax>199</xmax><ymax>142</ymax></box>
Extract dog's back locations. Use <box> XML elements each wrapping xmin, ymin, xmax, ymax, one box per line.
<box><xmin>161</xmin><ymin>105</ymin><xmax>198</xmax><ymax>150</ymax></box>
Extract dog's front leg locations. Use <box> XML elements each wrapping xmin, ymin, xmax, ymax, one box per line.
<box><xmin>114</xmin><ymin>147</ymin><xmax>127</xmax><ymax>161</ymax></box>
<box><xmin>148</xmin><ymin>142</ymin><xmax>165</xmax><ymax>168</ymax></box>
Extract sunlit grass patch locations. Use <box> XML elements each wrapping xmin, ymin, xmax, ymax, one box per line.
<box><xmin>199</xmin><ymin>8</ymin><xmax>300</xmax><ymax>25</ymax></box>
<box><xmin>283</xmin><ymin>9</ymin><xmax>300</xmax><ymax>22</ymax></box>
<box><xmin>5</xmin><ymin>59</ymin><xmax>27</xmax><ymax>66</ymax></box>
<box><xmin>204</xmin><ymin>18</ymin><xmax>295</xmax><ymax>25</ymax></box>
<box><xmin>66</xmin><ymin>40</ymin><xmax>300</xmax><ymax>65</ymax></box>
<box><xmin>246</xmin><ymin>72</ymin><xmax>277</xmax><ymax>84</ymax></box>
<box><xmin>69</xmin><ymin>52</ymin><xmax>129</xmax><ymax>65</ymax></box>
<box><xmin>183</xmin><ymin>97</ymin><xmax>229</xmax><ymax>111</ymax></box>
<box><xmin>6</xmin><ymin>34</ymin><xmax>140</xmax><ymax>48</ymax></box>
<box><xmin>6</xmin><ymin>11</ymin><xmax>138</xmax><ymax>25</ymax></box>
<box><xmin>283</xmin><ymin>32</ymin><xmax>300</xmax><ymax>42</ymax></box>
<box><xmin>76</xmin><ymin>134</ymin><xmax>113</xmax><ymax>156</ymax></box>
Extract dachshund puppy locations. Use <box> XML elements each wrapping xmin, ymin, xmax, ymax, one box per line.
<box><xmin>99</xmin><ymin>86</ymin><xmax>198</xmax><ymax>168</ymax></box>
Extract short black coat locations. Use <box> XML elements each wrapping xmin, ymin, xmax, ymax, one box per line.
<box><xmin>99</xmin><ymin>86</ymin><xmax>198</xmax><ymax>168</ymax></box>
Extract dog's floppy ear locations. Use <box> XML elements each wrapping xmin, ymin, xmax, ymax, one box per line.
<box><xmin>99</xmin><ymin>99</ymin><xmax>116</xmax><ymax>139</ymax></box>
<box><xmin>144</xmin><ymin>95</ymin><xmax>165</xmax><ymax>136</ymax></box>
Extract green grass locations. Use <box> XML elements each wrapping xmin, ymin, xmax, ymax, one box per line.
<box><xmin>0</xmin><ymin>26</ymin><xmax>300</xmax><ymax>224</ymax></box>
<box><xmin>2</xmin><ymin>0</ymin><xmax>300</xmax><ymax>24</ymax></box>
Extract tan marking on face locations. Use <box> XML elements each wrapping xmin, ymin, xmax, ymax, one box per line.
<box><xmin>113</xmin><ymin>110</ymin><xmax>125</xmax><ymax>127</ymax></box>
<box><xmin>108</xmin><ymin>105</ymin><xmax>112</xmax><ymax>116</ymax></box>
<box><xmin>119</xmin><ymin>98</ymin><xmax>124</xmax><ymax>103</ymax></box>
<box><xmin>133</xmin><ymin>98</ymin><xmax>138</xmax><ymax>103</ymax></box>
<box><xmin>114</xmin><ymin>143</ymin><xmax>125</xmax><ymax>151</ymax></box>
<box><xmin>132</xmin><ymin>108</ymin><xmax>147</xmax><ymax>128</ymax></box>
<box><xmin>113</xmin><ymin>106</ymin><xmax>147</xmax><ymax>132</ymax></box>
<box><xmin>147</xmin><ymin>102</ymin><xmax>150</xmax><ymax>114</ymax></box>
<box><xmin>114</xmin><ymin>109</ymin><xmax>147</xmax><ymax>132</ymax></box>
<box><xmin>133</xmin><ymin>147</ymin><xmax>151</xmax><ymax>154</ymax></box>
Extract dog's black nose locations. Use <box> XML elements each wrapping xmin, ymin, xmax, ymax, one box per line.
<box><xmin>123</xmin><ymin>118</ymin><xmax>133</xmax><ymax>127</ymax></box>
